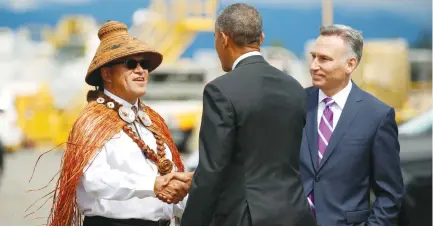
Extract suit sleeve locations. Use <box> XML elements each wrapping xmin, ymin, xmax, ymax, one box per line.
<box><xmin>368</xmin><ymin>108</ymin><xmax>404</xmax><ymax>225</ymax></box>
<box><xmin>181</xmin><ymin>83</ymin><xmax>236</xmax><ymax>225</ymax></box>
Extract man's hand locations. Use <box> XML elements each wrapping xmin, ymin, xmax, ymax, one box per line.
<box><xmin>154</xmin><ymin>172</ymin><xmax>194</xmax><ymax>204</ymax></box>
<box><xmin>156</xmin><ymin>179</ymin><xmax>189</xmax><ymax>204</ymax></box>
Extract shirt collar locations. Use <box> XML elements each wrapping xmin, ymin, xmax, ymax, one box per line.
<box><xmin>104</xmin><ymin>89</ymin><xmax>139</xmax><ymax>110</ymax></box>
<box><xmin>318</xmin><ymin>80</ymin><xmax>353</xmax><ymax>109</ymax></box>
<box><xmin>232</xmin><ymin>51</ymin><xmax>262</xmax><ymax>70</ymax></box>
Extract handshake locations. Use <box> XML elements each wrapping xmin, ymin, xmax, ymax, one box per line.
<box><xmin>154</xmin><ymin>172</ymin><xmax>194</xmax><ymax>204</ymax></box>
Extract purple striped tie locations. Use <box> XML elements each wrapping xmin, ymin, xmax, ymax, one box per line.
<box><xmin>307</xmin><ymin>97</ymin><xmax>335</xmax><ymax>215</ymax></box>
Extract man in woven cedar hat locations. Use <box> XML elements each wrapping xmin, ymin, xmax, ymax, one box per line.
<box><xmin>43</xmin><ymin>20</ymin><xmax>194</xmax><ymax>226</ymax></box>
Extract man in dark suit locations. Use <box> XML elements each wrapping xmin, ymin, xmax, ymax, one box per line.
<box><xmin>181</xmin><ymin>3</ymin><xmax>316</xmax><ymax>226</ymax></box>
<box><xmin>300</xmin><ymin>24</ymin><xmax>404</xmax><ymax>225</ymax></box>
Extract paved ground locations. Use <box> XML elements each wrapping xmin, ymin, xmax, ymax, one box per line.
<box><xmin>0</xmin><ymin>148</ymin><xmax>193</xmax><ymax>225</ymax></box>
<box><xmin>0</xmin><ymin>149</ymin><xmax>62</xmax><ymax>225</ymax></box>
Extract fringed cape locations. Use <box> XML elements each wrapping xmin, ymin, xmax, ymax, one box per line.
<box><xmin>44</xmin><ymin>96</ymin><xmax>184</xmax><ymax>226</ymax></box>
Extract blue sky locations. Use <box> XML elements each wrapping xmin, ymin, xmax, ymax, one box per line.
<box><xmin>0</xmin><ymin>0</ymin><xmax>431</xmax><ymax>58</ymax></box>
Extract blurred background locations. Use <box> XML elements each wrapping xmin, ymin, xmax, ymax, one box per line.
<box><xmin>0</xmin><ymin>0</ymin><xmax>431</xmax><ymax>225</ymax></box>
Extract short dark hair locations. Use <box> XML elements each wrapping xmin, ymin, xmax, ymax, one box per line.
<box><xmin>215</xmin><ymin>3</ymin><xmax>263</xmax><ymax>46</ymax></box>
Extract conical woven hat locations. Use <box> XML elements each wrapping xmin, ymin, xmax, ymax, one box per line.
<box><xmin>85</xmin><ymin>20</ymin><xmax>163</xmax><ymax>86</ymax></box>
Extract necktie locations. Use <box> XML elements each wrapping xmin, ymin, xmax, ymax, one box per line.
<box><xmin>307</xmin><ymin>97</ymin><xmax>335</xmax><ymax>216</ymax></box>
<box><xmin>318</xmin><ymin>97</ymin><xmax>335</xmax><ymax>163</ymax></box>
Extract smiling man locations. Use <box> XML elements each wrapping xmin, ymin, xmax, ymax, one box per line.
<box><xmin>300</xmin><ymin>24</ymin><xmax>404</xmax><ymax>225</ymax></box>
<box><xmin>43</xmin><ymin>21</ymin><xmax>193</xmax><ymax>226</ymax></box>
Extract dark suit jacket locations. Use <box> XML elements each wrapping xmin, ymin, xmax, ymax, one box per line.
<box><xmin>300</xmin><ymin>83</ymin><xmax>404</xmax><ymax>225</ymax></box>
<box><xmin>181</xmin><ymin>55</ymin><xmax>316</xmax><ymax>226</ymax></box>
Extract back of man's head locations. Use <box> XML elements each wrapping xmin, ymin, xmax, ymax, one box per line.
<box><xmin>216</xmin><ymin>3</ymin><xmax>263</xmax><ymax>47</ymax></box>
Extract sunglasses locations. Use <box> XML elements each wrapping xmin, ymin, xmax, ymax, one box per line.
<box><xmin>106</xmin><ymin>59</ymin><xmax>151</xmax><ymax>70</ymax></box>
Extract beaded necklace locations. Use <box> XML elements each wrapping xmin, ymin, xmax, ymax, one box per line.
<box><xmin>95</xmin><ymin>93</ymin><xmax>173</xmax><ymax>175</ymax></box>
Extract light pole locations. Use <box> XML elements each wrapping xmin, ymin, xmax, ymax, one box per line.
<box><xmin>322</xmin><ymin>0</ymin><xmax>333</xmax><ymax>26</ymax></box>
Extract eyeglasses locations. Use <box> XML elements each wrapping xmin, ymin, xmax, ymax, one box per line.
<box><xmin>106</xmin><ymin>59</ymin><xmax>151</xmax><ymax>70</ymax></box>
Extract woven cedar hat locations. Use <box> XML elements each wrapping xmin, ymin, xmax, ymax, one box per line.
<box><xmin>85</xmin><ymin>20</ymin><xmax>163</xmax><ymax>86</ymax></box>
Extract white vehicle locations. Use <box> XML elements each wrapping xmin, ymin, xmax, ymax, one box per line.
<box><xmin>143</xmin><ymin>59</ymin><xmax>221</xmax><ymax>153</ymax></box>
<box><xmin>0</xmin><ymin>86</ymin><xmax>24</xmax><ymax>151</ymax></box>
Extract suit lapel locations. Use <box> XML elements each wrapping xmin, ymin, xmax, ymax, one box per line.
<box><xmin>317</xmin><ymin>83</ymin><xmax>363</xmax><ymax>172</ymax></box>
<box><xmin>305</xmin><ymin>87</ymin><xmax>319</xmax><ymax>171</ymax></box>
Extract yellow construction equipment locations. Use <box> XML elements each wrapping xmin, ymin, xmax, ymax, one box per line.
<box><xmin>134</xmin><ymin>0</ymin><xmax>218</xmax><ymax>64</ymax></box>
<box><xmin>397</xmin><ymin>48</ymin><xmax>432</xmax><ymax>122</ymax></box>
<box><xmin>15</xmin><ymin>83</ymin><xmax>59</xmax><ymax>147</ymax></box>
<box><xmin>352</xmin><ymin>39</ymin><xmax>411</xmax><ymax>111</ymax></box>
<box><xmin>41</xmin><ymin>15</ymin><xmax>96</xmax><ymax>52</ymax></box>
<box><xmin>13</xmin><ymin>1</ymin><xmax>220</xmax><ymax>150</ymax></box>
<box><xmin>14</xmin><ymin>83</ymin><xmax>91</xmax><ymax>149</ymax></box>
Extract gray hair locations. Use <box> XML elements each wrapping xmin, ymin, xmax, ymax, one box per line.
<box><xmin>215</xmin><ymin>3</ymin><xmax>263</xmax><ymax>46</ymax></box>
<box><xmin>320</xmin><ymin>24</ymin><xmax>363</xmax><ymax>63</ymax></box>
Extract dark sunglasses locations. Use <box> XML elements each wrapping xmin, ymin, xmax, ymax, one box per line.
<box><xmin>106</xmin><ymin>59</ymin><xmax>151</xmax><ymax>70</ymax></box>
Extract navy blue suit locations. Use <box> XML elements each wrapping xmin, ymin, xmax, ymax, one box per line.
<box><xmin>300</xmin><ymin>82</ymin><xmax>404</xmax><ymax>225</ymax></box>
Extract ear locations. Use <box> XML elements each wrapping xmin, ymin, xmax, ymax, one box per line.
<box><xmin>100</xmin><ymin>67</ymin><xmax>112</xmax><ymax>83</ymax></box>
<box><xmin>346</xmin><ymin>56</ymin><xmax>358</xmax><ymax>74</ymax></box>
<box><xmin>220</xmin><ymin>31</ymin><xmax>229</xmax><ymax>48</ymax></box>
<box><xmin>260</xmin><ymin>32</ymin><xmax>265</xmax><ymax>45</ymax></box>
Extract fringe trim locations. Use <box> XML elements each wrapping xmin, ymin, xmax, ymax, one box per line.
<box><xmin>27</xmin><ymin>93</ymin><xmax>184</xmax><ymax>226</ymax></box>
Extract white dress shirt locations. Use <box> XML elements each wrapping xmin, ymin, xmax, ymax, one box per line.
<box><xmin>232</xmin><ymin>51</ymin><xmax>262</xmax><ymax>70</ymax></box>
<box><xmin>76</xmin><ymin>90</ymin><xmax>186</xmax><ymax>223</ymax></box>
<box><xmin>317</xmin><ymin>81</ymin><xmax>353</xmax><ymax>129</ymax></box>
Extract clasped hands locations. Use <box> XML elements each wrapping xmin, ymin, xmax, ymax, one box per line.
<box><xmin>154</xmin><ymin>172</ymin><xmax>194</xmax><ymax>204</ymax></box>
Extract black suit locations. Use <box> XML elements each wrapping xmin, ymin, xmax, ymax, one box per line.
<box><xmin>181</xmin><ymin>55</ymin><xmax>316</xmax><ymax>226</ymax></box>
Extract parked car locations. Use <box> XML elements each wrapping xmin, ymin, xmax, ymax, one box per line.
<box><xmin>0</xmin><ymin>108</ymin><xmax>6</xmax><ymax>182</ymax></box>
<box><xmin>0</xmin><ymin>126</ymin><xmax>4</xmax><ymax>184</ymax></box>
<box><xmin>0</xmin><ymin>140</ymin><xmax>4</xmax><ymax>173</ymax></box>
<box><xmin>398</xmin><ymin>109</ymin><xmax>432</xmax><ymax>225</ymax></box>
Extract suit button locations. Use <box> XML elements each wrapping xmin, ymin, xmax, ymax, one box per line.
<box><xmin>315</xmin><ymin>176</ymin><xmax>320</xmax><ymax>182</ymax></box>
